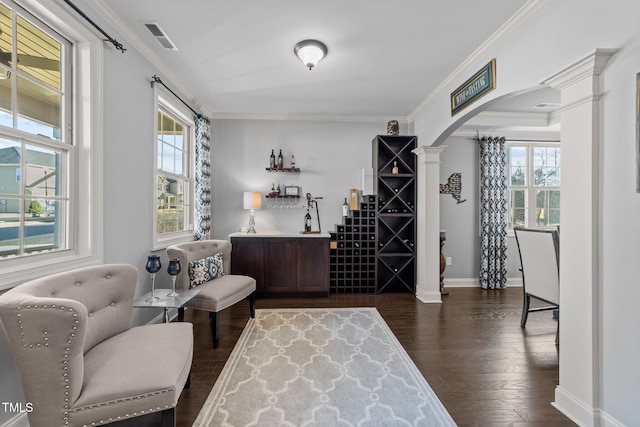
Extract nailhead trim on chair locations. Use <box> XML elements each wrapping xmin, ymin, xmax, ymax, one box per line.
<box><xmin>17</xmin><ymin>303</ymin><xmax>79</xmax><ymax>426</ymax></box>
<box><xmin>17</xmin><ymin>303</ymin><xmax>178</xmax><ymax>426</ymax></box>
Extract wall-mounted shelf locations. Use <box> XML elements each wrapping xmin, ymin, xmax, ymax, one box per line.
<box><xmin>265</xmin><ymin>167</ymin><xmax>300</xmax><ymax>173</ymax></box>
<box><xmin>265</xmin><ymin>195</ymin><xmax>300</xmax><ymax>199</ymax></box>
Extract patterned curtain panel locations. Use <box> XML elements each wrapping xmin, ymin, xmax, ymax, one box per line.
<box><xmin>478</xmin><ymin>136</ymin><xmax>508</xmax><ymax>289</ymax></box>
<box><xmin>194</xmin><ymin>115</ymin><xmax>211</xmax><ymax>240</ymax></box>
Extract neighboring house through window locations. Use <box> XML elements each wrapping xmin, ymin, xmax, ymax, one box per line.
<box><xmin>153</xmin><ymin>89</ymin><xmax>194</xmax><ymax>249</ymax></box>
<box><xmin>0</xmin><ymin>0</ymin><xmax>103</xmax><ymax>288</ymax></box>
<box><xmin>506</xmin><ymin>141</ymin><xmax>561</xmax><ymax>230</ymax></box>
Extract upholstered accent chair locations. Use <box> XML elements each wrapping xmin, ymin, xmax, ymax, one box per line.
<box><xmin>0</xmin><ymin>264</ymin><xmax>193</xmax><ymax>427</ymax></box>
<box><xmin>514</xmin><ymin>227</ymin><xmax>560</xmax><ymax>343</ymax></box>
<box><xmin>167</xmin><ymin>240</ymin><xmax>256</xmax><ymax>348</ymax></box>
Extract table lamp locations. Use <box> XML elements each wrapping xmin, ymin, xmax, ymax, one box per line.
<box><xmin>243</xmin><ymin>191</ymin><xmax>262</xmax><ymax>234</ymax></box>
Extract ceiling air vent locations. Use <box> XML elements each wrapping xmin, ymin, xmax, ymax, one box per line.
<box><xmin>533</xmin><ymin>102</ymin><xmax>560</xmax><ymax>110</ymax></box>
<box><xmin>143</xmin><ymin>22</ymin><xmax>178</xmax><ymax>51</ymax></box>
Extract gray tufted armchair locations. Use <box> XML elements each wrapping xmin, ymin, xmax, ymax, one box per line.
<box><xmin>0</xmin><ymin>264</ymin><xmax>193</xmax><ymax>427</ymax></box>
<box><xmin>167</xmin><ymin>240</ymin><xmax>256</xmax><ymax>349</ymax></box>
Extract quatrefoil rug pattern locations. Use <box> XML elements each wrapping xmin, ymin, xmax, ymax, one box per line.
<box><xmin>194</xmin><ymin>308</ymin><xmax>456</xmax><ymax>426</ymax></box>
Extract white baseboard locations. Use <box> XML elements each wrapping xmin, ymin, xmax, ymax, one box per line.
<box><xmin>598</xmin><ymin>409</ymin><xmax>626</xmax><ymax>427</ymax></box>
<box><xmin>443</xmin><ymin>278</ymin><xmax>523</xmax><ymax>288</ymax></box>
<box><xmin>1</xmin><ymin>412</ymin><xmax>29</xmax><ymax>427</ymax></box>
<box><xmin>552</xmin><ymin>385</ymin><xmax>617</xmax><ymax>427</ymax></box>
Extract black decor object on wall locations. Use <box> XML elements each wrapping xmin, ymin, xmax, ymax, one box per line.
<box><xmin>440</xmin><ymin>172</ymin><xmax>467</xmax><ymax>204</ymax></box>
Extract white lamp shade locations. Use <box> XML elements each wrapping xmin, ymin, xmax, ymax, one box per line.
<box><xmin>243</xmin><ymin>191</ymin><xmax>262</xmax><ymax>210</ymax></box>
<box><xmin>298</xmin><ymin>45</ymin><xmax>324</xmax><ymax>68</ymax></box>
<box><xmin>294</xmin><ymin>40</ymin><xmax>327</xmax><ymax>70</ymax></box>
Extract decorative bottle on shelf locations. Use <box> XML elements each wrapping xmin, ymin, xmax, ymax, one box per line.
<box><xmin>277</xmin><ymin>150</ymin><xmax>284</xmax><ymax>169</ymax></box>
<box><xmin>276</xmin><ymin>184</ymin><xmax>281</xmax><ymax>195</ymax></box>
<box><xmin>269</xmin><ymin>183</ymin><xmax>277</xmax><ymax>197</ymax></box>
<box><xmin>270</xmin><ymin>149</ymin><xmax>276</xmax><ymax>169</ymax></box>
<box><xmin>304</xmin><ymin>209</ymin><xmax>312</xmax><ymax>232</ymax></box>
<box><xmin>291</xmin><ymin>154</ymin><xmax>296</xmax><ymax>169</ymax></box>
<box><xmin>342</xmin><ymin>198</ymin><xmax>349</xmax><ymax>217</ymax></box>
<box><xmin>392</xmin><ymin>161</ymin><xmax>399</xmax><ymax>174</ymax></box>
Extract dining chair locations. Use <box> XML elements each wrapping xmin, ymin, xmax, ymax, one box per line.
<box><xmin>514</xmin><ymin>227</ymin><xmax>560</xmax><ymax>343</ymax></box>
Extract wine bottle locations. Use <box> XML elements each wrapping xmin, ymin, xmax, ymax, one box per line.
<box><xmin>276</xmin><ymin>184</ymin><xmax>281</xmax><ymax>195</ymax></box>
<box><xmin>277</xmin><ymin>150</ymin><xmax>284</xmax><ymax>169</ymax></box>
<box><xmin>354</xmin><ymin>242</ymin><xmax>360</xmax><ymax>248</ymax></box>
<box><xmin>304</xmin><ymin>209</ymin><xmax>312</xmax><ymax>232</ymax></box>
<box><xmin>403</xmin><ymin>239</ymin><xmax>415</xmax><ymax>248</ymax></box>
<box><xmin>291</xmin><ymin>154</ymin><xmax>296</xmax><ymax>169</ymax></box>
<box><xmin>270</xmin><ymin>149</ymin><xmax>276</xmax><ymax>169</ymax></box>
<box><xmin>342</xmin><ymin>198</ymin><xmax>349</xmax><ymax>217</ymax></box>
<box><xmin>378</xmin><ymin>241</ymin><xmax>384</xmax><ymax>248</ymax></box>
<box><xmin>392</xmin><ymin>161</ymin><xmax>399</xmax><ymax>174</ymax></box>
<box><xmin>389</xmin><ymin>264</ymin><xmax>399</xmax><ymax>273</ymax></box>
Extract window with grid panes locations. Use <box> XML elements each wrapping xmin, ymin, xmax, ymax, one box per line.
<box><xmin>153</xmin><ymin>92</ymin><xmax>194</xmax><ymax>248</ymax></box>
<box><xmin>0</xmin><ymin>1</ymin><xmax>70</xmax><ymax>258</ymax></box>
<box><xmin>506</xmin><ymin>143</ymin><xmax>560</xmax><ymax>230</ymax></box>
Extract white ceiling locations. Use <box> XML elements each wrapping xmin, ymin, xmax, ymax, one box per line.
<box><xmin>98</xmin><ymin>0</ymin><xmax>559</xmax><ymax>122</ymax></box>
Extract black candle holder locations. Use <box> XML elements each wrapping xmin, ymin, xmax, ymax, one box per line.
<box><xmin>167</xmin><ymin>258</ymin><xmax>181</xmax><ymax>297</ymax></box>
<box><xmin>145</xmin><ymin>255</ymin><xmax>161</xmax><ymax>302</ymax></box>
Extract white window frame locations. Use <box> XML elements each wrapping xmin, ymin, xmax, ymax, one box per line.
<box><xmin>152</xmin><ymin>87</ymin><xmax>195</xmax><ymax>250</ymax></box>
<box><xmin>506</xmin><ymin>141</ymin><xmax>561</xmax><ymax>235</ymax></box>
<box><xmin>0</xmin><ymin>0</ymin><xmax>103</xmax><ymax>289</ymax></box>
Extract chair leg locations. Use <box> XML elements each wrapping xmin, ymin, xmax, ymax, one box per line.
<box><xmin>210</xmin><ymin>311</ymin><xmax>220</xmax><ymax>349</ymax></box>
<box><xmin>520</xmin><ymin>294</ymin><xmax>531</xmax><ymax>326</ymax></box>
<box><xmin>178</xmin><ymin>307</ymin><xmax>185</xmax><ymax>322</ymax></box>
<box><xmin>161</xmin><ymin>407</ymin><xmax>175</xmax><ymax>427</ymax></box>
<box><xmin>249</xmin><ymin>292</ymin><xmax>256</xmax><ymax>318</ymax></box>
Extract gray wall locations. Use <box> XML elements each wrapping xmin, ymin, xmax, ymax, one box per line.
<box><xmin>211</xmin><ymin>119</ymin><xmax>407</xmax><ymax>239</ymax></box>
<box><xmin>439</xmin><ymin>135</ymin><xmax>522</xmax><ymax>285</ymax></box>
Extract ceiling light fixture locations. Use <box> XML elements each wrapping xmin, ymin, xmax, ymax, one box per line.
<box><xmin>294</xmin><ymin>39</ymin><xmax>327</xmax><ymax>71</ymax></box>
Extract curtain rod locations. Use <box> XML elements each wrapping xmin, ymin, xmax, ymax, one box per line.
<box><xmin>61</xmin><ymin>0</ymin><xmax>126</xmax><ymax>53</ymax></box>
<box><xmin>151</xmin><ymin>75</ymin><xmax>201</xmax><ymax>118</ymax></box>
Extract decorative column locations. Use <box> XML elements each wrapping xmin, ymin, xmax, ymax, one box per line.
<box><xmin>412</xmin><ymin>145</ymin><xmax>446</xmax><ymax>303</ymax></box>
<box><xmin>543</xmin><ymin>48</ymin><xmax>616</xmax><ymax>426</ymax></box>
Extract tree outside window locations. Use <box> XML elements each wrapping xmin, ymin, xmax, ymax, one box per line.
<box><xmin>506</xmin><ymin>143</ymin><xmax>560</xmax><ymax>230</ymax></box>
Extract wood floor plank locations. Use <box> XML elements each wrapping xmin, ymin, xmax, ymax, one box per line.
<box><xmin>114</xmin><ymin>287</ymin><xmax>576</xmax><ymax>426</ymax></box>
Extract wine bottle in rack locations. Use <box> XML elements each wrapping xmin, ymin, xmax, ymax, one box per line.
<box><xmin>389</xmin><ymin>264</ymin><xmax>399</xmax><ymax>273</ymax></box>
<box><xmin>270</xmin><ymin>149</ymin><xmax>276</xmax><ymax>169</ymax></box>
<box><xmin>277</xmin><ymin>150</ymin><xmax>284</xmax><ymax>169</ymax></box>
<box><xmin>392</xmin><ymin>161</ymin><xmax>399</xmax><ymax>174</ymax></box>
<box><xmin>403</xmin><ymin>239</ymin><xmax>414</xmax><ymax>248</ymax></box>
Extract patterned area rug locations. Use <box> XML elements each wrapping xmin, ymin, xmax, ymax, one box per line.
<box><xmin>194</xmin><ymin>308</ymin><xmax>457</xmax><ymax>426</ymax></box>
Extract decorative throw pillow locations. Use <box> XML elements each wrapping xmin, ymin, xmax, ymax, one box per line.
<box><xmin>189</xmin><ymin>252</ymin><xmax>224</xmax><ymax>288</ymax></box>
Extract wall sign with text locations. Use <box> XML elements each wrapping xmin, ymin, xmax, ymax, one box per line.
<box><xmin>451</xmin><ymin>59</ymin><xmax>496</xmax><ymax>116</ymax></box>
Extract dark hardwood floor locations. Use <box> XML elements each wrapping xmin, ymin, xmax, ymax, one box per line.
<box><xmin>126</xmin><ymin>287</ymin><xmax>576</xmax><ymax>426</ymax></box>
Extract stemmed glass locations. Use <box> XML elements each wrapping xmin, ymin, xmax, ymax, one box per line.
<box><xmin>167</xmin><ymin>258</ymin><xmax>181</xmax><ymax>297</ymax></box>
<box><xmin>145</xmin><ymin>255</ymin><xmax>161</xmax><ymax>302</ymax></box>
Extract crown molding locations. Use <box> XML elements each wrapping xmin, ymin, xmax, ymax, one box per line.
<box><xmin>208</xmin><ymin>112</ymin><xmax>408</xmax><ymax>123</ymax></box>
<box><xmin>464</xmin><ymin>110</ymin><xmax>551</xmax><ymax>128</ymax></box>
<box><xmin>407</xmin><ymin>0</ymin><xmax>550</xmax><ymax>122</ymax></box>
<box><xmin>86</xmin><ymin>0</ymin><xmax>211</xmax><ymax>117</ymax></box>
<box><xmin>451</xmin><ymin>128</ymin><xmax>560</xmax><ymax>141</ymax></box>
